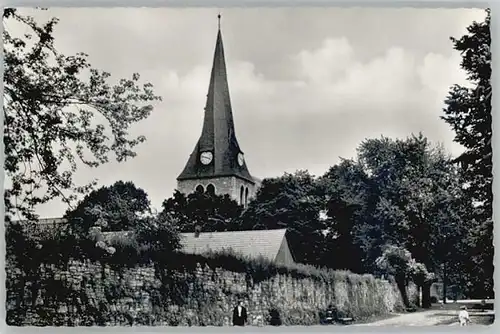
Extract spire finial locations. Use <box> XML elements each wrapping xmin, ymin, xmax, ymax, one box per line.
<box><xmin>218</xmin><ymin>13</ymin><xmax>221</xmax><ymax>30</ymax></box>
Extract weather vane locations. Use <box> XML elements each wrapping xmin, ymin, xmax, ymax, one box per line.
<box><xmin>218</xmin><ymin>13</ymin><xmax>221</xmax><ymax>30</ymax></box>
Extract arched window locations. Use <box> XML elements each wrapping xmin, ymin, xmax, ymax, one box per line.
<box><xmin>195</xmin><ymin>185</ymin><xmax>204</xmax><ymax>193</ymax></box>
<box><xmin>206</xmin><ymin>184</ymin><xmax>215</xmax><ymax>195</ymax></box>
<box><xmin>240</xmin><ymin>186</ymin><xmax>244</xmax><ymax>206</ymax></box>
<box><xmin>245</xmin><ymin>187</ymin><xmax>249</xmax><ymax>207</ymax></box>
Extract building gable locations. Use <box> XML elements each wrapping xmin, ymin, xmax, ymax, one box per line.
<box><xmin>275</xmin><ymin>235</ymin><xmax>295</xmax><ymax>266</ymax></box>
<box><xmin>179</xmin><ymin>228</ymin><xmax>290</xmax><ymax>263</ymax></box>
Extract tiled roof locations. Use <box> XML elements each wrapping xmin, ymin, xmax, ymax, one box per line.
<box><xmin>179</xmin><ymin>228</ymin><xmax>287</xmax><ymax>261</ymax></box>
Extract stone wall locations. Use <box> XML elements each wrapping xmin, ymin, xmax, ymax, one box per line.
<box><xmin>5</xmin><ymin>259</ymin><xmax>410</xmax><ymax>327</ymax></box>
<box><xmin>177</xmin><ymin>176</ymin><xmax>257</xmax><ymax>206</ymax></box>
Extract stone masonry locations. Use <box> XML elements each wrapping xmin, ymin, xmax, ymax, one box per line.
<box><xmin>5</xmin><ymin>258</ymin><xmax>412</xmax><ymax>326</ymax></box>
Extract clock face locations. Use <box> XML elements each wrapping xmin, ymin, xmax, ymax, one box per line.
<box><xmin>237</xmin><ymin>153</ymin><xmax>244</xmax><ymax>166</ymax></box>
<box><xmin>200</xmin><ymin>151</ymin><xmax>213</xmax><ymax>165</ymax></box>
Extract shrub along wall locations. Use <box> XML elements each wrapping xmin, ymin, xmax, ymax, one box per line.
<box><xmin>6</xmin><ymin>253</ymin><xmax>413</xmax><ymax>326</ymax></box>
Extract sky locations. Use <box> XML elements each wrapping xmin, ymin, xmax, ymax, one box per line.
<box><xmin>6</xmin><ymin>7</ymin><xmax>487</xmax><ymax>218</ymax></box>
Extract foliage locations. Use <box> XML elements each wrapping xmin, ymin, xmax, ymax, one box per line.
<box><xmin>3</xmin><ymin>8</ymin><xmax>161</xmax><ymax>221</ymax></box>
<box><xmin>5</xmin><ymin>221</ymin><xmax>41</xmax><ymax>276</ymax></box>
<box><xmin>134</xmin><ymin>214</ymin><xmax>182</xmax><ymax>262</ymax></box>
<box><xmin>318</xmin><ymin>134</ymin><xmax>465</xmax><ymax>284</ymax></box>
<box><xmin>267</xmin><ymin>307</ymin><xmax>283</xmax><ymax>326</ymax></box>
<box><xmin>408</xmin><ymin>260</ymin><xmax>436</xmax><ymax>308</ymax></box>
<box><xmin>376</xmin><ymin>245</ymin><xmax>413</xmax><ymax>279</ymax></box>
<box><xmin>236</xmin><ymin>135</ymin><xmax>464</xmax><ymax>280</ymax></box>
<box><xmin>409</xmin><ymin>262</ymin><xmax>435</xmax><ymax>286</ymax></box>
<box><xmin>376</xmin><ymin>244</ymin><xmax>414</xmax><ymax>306</ymax></box>
<box><xmin>6</xmin><ymin>204</ymin><xmax>182</xmax><ymax>271</ymax></box>
<box><xmin>5</xmin><ymin>221</ymin><xmax>77</xmax><ymax>318</ymax></box>
<box><xmin>168</xmin><ymin>248</ymin><xmax>377</xmax><ymax>288</ymax></box>
<box><xmin>5</xmin><ymin>213</ymin><xmax>181</xmax><ymax>324</ymax></box>
<box><xmin>442</xmin><ymin>9</ymin><xmax>493</xmax><ymax>298</ymax></box>
<box><xmin>52</xmin><ymin>180</ymin><xmax>156</xmax><ymax>265</ymax></box>
<box><xmin>6</xmin><ymin>215</ymin><xmax>408</xmax><ymax>326</ymax></box>
<box><xmin>7</xmin><ymin>246</ymin><xmax>404</xmax><ymax>326</ymax></box>
<box><xmin>86</xmin><ymin>214</ymin><xmax>182</xmax><ymax>268</ymax></box>
<box><xmin>360</xmin><ymin>135</ymin><xmax>465</xmax><ymax>282</ymax></box>
<box><xmin>160</xmin><ymin>190</ymin><xmax>242</xmax><ymax>233</ymax></box>
<box><xmin>239</xmin><ymin>170</ymin><xmax>327</xmax><ymax>265</ymax></box>
<box><xmin>319</xmin><ymin>159</ymin><xmax>372</xmax><ymax>272</ymax></box>
<box><xmin>64</xmin><ymin>180</ymin><xmax>151</xmax><ymax>235</ymax></box>
<box><xmin>360</xmin><ymin>136</ymin><xmax>433</xmax><ymax>257</ymax></box>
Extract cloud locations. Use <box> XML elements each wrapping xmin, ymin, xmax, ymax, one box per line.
<box><xmin>134</xmin><ymin>34</ymin><xmax>467</xmax><ymax>184</ymax></box>
<box><xmin>5</xmin><ymin>8</ymin><xmax>485</xmax><ymax>218</ymax></box>
<box><xmin>294</xmin><ymin>37</ymin><xmax>355</xmax><ymax>84</ymax></box>
<box><xmin>417</xmin><ymin>51</ymin><xmax>471</xmax><ymax>96</ymax></box>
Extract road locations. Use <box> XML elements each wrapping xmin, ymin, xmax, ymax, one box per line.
<box><xmin>353</xmin><ymin>310</ymin><xmax>493</xmax><ymax>327</ymax></box>
<box><xmin>353</xmin><ymin>310</ymin><xmax>453</xmax><ymax>326</ymax></box>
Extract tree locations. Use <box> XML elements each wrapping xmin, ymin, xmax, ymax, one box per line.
<box><xmin>239</xmin><ymin>170</ymin><xmax>327</xmax><ymax>265</ymax></box>
<box><xmin>355</xmin><ymin>136</ymin><xmax>415</xmax><ymax>264</ymax></box>
<box><xmin>355</xmin><ymin>134</ymin><xmax>465</xmax><ymax>293</ymax></box>
<box><xmin>441</xmin><ymin>9</ymin><xmax>493</xmax><ymax>298</ymax></box>
<box><xmin>134</xmin><ymin>214</ymin><xmax>182</xmax><ymax>261</ymax></box>
<box><xmin>409</xmin><ymin>262</ymin><xmax>436</xmax><ymax>308</ymax></box>
<box><xmin>319</xmin><ymin>159</ymin><xmax>371</xmax><ymax>272</ymax></box>
<box><xmin>3</xmin><ymin>9</ymin><xmax>161</xmax><ymax>221</ymax></box>
<box><xmin>376</xmin><ymin>245</ymin><xmax>415</xmax><ymax>308</ymax></box>
<box><xmin>299</xmin><ymin>134</ymin><xmax>468</xmax><ymax>286</ymax></box>
<box><xmin>160</xmin><ymin>190</ymin><xmax>243</xmax><ymax>233</ymax></box>
<box><xmin>64</xmin><ymin>180</ymin><xmax>151</xmax><ymax>235</ymax></box>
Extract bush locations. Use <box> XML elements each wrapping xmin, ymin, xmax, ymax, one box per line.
<box><xmin>184</xmin><ymin>249</ymin><xmax>382</xmax><ymax>287</ymax></box>
<box><xmin>430</xmin><ymin>296</ymin><xmax>438</xmax><ymax>303</ymax></box>
<box><xmin>6</xmin><ymin>220</ymin><xmax>405</xmax><ymax>327</ymax></box>
<box><xmin>268</xmin><ymin>308</ymin><xmax>282</xmax><ymax>326</ymax></box>
<box><xmin>406</xmin><ymin>303</ymin><xmax>418</xmax><ymax>312</ymax></box>
<box><xmin>281</xmin><ymin>307</ymin><xmax>320</xmax><ymax>325</ymax></box>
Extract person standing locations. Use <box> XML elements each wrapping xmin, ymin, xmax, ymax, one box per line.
<box><xmin>232</xmin><ymin>300</ymin><xmax>248</xmax><ymax>326</ymax></box>
<box><xmin>458</xmin><ymin>305</ymin><xmax>470</xmax><ymax>326</ymax></box>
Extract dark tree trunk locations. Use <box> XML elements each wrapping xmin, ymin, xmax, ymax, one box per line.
<box><xmin>396</xmin><ymin>275</ymin><xmax>410</xmax><ymax>307</ymax></box>
<box><xmin>442</xmin><ymin>263</ymin><xmax>447</xmax><ymax>304</ymax></box>
<box><xmin>422</xmin><ymin>282</ymin><xmax>432</xmax><ymax>308</ymax></box>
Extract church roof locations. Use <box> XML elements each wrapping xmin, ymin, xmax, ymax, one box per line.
<box><xmin>180</xmin><ymin>228</ymin><xmax>288</xmax><ymax>261</ymax></box>
<box><xmin>177</xmin><ymin>19</ymin><xmax>254</xmax><ymax>184</ymax></box>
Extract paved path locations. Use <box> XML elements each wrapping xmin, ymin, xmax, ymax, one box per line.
<box><xmin>355</xmin><ymin>309</ymin><xmax>494</xmax><ymax>327</ymax></box>
<box><xmin>353</xmin><ymin>310</ymin><xmax>454</xmax><ymax>327</ymax></box>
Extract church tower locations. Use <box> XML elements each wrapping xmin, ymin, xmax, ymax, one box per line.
<box><xmin>177</xmin><ymin>16</ymin><xmax>257</xmax><ymax>207</ymax></box>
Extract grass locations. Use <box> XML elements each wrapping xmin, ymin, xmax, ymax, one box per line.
<box><xmin>430</xmin><ymin>301</ymin><xmax>494</xmax><ymax>313</ymax></box>
<box><xmin>428</xmin><ymin>302</ymin><xmax>495</xmax><ymax>326</ymax></box>
<box><xmin>434</xmin><ymin>314</ymin><xmax>495</xmax><ymax>326</ymax></box>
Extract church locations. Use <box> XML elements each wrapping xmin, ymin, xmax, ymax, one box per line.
<box><xmin>174</xmin><ymin>16</ymin><xmax>294</xmax><ymax>265</ymax></box>
<box><xmin>13</xmin><ymin>16</ymin><xmax>295</xmax><ymax>266</ymax></box>
<box><xmin>176</xmin><ymin>15</ymin><xmax>260</xmax><ymax>208</ymax></box>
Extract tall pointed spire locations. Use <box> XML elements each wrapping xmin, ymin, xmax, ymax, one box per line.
<box><xmin>177</xmin><ymin>16</ymin><xmax>254</xmax><ymax>184</ymax></box>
